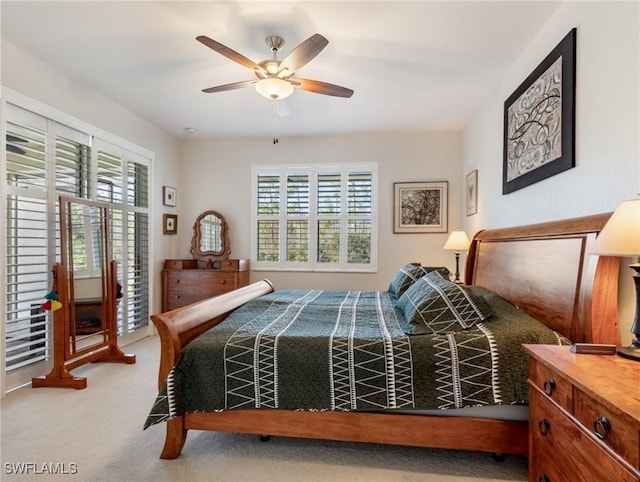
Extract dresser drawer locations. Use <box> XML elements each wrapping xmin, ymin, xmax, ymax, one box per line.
<box><xmin>529</xmin><ymin>358</ymin><xmax>572</xmax><ymax>410</ymax></box>
<box><xmin>218</xmin><ymin>259</ymin><xmax>249</xmax><ymax>271</ymax></box>
<box><xmin>164</xmin><ymin>259</ymin><xmax>198</xmax><ymax>270</ymax></box>
<box><xmin>530</xmin><ymin>391</ymin><xmax>638</xmax><ymax>482</ymax></box>
<box><xmin>574</xmin><ymin>388</ymin><xmax>640</xmax><ymax>469</ymax></box>
<box><xmin>165</xmin><ymin>271</ymin><xmax>236</xmax><ymax>290</ymax></box>
<box><xmin>165</xmin><ymin>290</ymin><xmax>217</xmax><ymax>309</ymax></box>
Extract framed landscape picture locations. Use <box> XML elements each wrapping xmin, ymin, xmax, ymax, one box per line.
<box><xmin>503</xmin><ymin>28</ymin><xmax>576</xmax><ymax>194</ymax></box>
<box><xmin>393</xmin><ymin>181</ymin><xmax>448</xmax><ymax>233</ymax></box>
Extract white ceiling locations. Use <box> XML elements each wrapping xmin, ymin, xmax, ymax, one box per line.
<box><xmin>1</xmin><ymin>1</ymin><xmax>561</xmax><ymax>139</ymax></box>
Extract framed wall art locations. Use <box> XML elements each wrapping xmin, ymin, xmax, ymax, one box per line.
<box><xmin>393</xmin><ymin>181</ymin><xmax>448</xmax><ymax>233</ymax></box>
<box><xmin>163</xmin><ymin>214</ymin><xmax>178</xmax><ymax>235</ymax></box>
<box><xmin>466</xmin><ymin>170</ymin><xmax>478</xmax><ymax>216</ymax></box>
<box><xmin>503</xmin><ymin>28</ymin><xmax>576</xmax><ymax>195</ymax></box>
<box><xmin>163</xmin><ymin>186</ymin><xmax>177</xmax><ymax>207</ymax></box>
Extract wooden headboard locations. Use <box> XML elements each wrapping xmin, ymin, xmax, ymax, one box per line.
<box><xmin>464</xmin><ymin>213</ymin><xmax>620</xmax><ymax>345</ymax></box>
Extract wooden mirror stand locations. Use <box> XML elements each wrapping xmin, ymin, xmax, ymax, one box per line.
<box><xmin>32</xmin><ymin>197</ymin><xmax>135</xmax><ymax>389</ymax></box>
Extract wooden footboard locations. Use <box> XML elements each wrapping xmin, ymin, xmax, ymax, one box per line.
<box><xmin>150</xmin><ymin>279</ymin><xmax>274</xmax><ymax>388</ymax></box>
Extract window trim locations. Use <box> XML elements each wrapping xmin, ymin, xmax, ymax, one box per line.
<box><xmin>251</xmin><ymin>163</ymin><xmax>378</xmax><ymax>273</ymax></box>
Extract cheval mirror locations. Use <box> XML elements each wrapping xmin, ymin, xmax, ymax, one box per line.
<box><xmin>32</xmin><ymin>196</ymin><xmax>135</xmax><ymax>389</ymax></box>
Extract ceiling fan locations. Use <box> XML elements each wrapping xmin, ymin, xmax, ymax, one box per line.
<box><xmin>196</xmin><ymin>33</ymin><xmax>354</xmax><ymax>100</ymax></box>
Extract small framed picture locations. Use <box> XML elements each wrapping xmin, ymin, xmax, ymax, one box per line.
<box><xmin>163</xmin><ymin>186</ymin><xmax>177</xmax><ymax>207</ymax></box>
<box><xmin>163</xmin><ymin>214</ymin><xmax>178</xmax><ymax>235</ymax></box>
<box><xmin>466</xmin><ymin>170</ymin><xmax>478</xmax><ymax>216</ymax></box>
<box><xmin>393</xmin><ymin>181</ymin><xmax>448</xmax><ymax>233</ymax></box>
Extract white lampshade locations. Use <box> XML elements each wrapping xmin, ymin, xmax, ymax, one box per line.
<box><xmin>592</xmin><ymin>196</ymin><xmax>640</xmax><ymax>256</ymax></box>
<box><xmin>444</xmin><ymin>230</ymin><xmax>471</xmax><ymax>251</ymax></box>
<box><xmin>255</xmin><ymin>78</ymin><xmax>294</xmax><ymax>100</ymax></box>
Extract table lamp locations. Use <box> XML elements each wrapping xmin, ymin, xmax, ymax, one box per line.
<box><xmin>591</xmin><ymin>196</ymin><xmax>640</xmax><ymax>361</ymax></box>
<box><xmin>444</xmin><ymin>230</ymin><xmax>471</xmax><ymax>283</ymax></box>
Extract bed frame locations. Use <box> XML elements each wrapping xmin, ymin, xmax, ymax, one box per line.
<box><xmin>150</xmin><ymin>213</ymin><xmax>620</xmax><ymax>459</ymax></box>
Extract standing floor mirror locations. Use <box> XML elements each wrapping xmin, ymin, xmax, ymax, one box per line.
<box><xmin>32</xmin><ymin>196</ymin><xmax>135</xmax><ymax>389</ymax></box>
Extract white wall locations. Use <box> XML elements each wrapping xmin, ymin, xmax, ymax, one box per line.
<box><xmin>1</xmin><ymin>40</ymin><xmax>181</xmax><ymax>314</ymax></box>
<box><xmin>178</xmin><ymin>131</ymin><xmax>463</xmax><ymax>290</ymax></box>
<box><xmin>461</xmin><ymin>1</ymin><xmax>640</xmax><ymax>343</ymax></box>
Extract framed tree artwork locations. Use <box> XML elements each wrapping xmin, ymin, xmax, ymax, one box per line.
<box><xmin>503</xmin><ymin>28</ymin><xmax>576</xmax><ymax>194</ymax></box>
<box><xmin>393</xmin><ymin>181</ymin><xmax>448</xmax><ymax>233</ymax></box>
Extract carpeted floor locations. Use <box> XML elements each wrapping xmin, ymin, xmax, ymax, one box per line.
<box><xmin>1</xmin><ymin>335</ymin><xmax>528</xmax><ymax>481</ymax></box>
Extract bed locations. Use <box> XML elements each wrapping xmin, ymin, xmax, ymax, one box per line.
<box><xmin>145</xmin><ymin>213</ymin><xmax>620</xmax><ymax>459</ymax></box>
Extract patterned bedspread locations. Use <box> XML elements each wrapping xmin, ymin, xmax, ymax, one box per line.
<box><xmin>144</xmin><ymin>287</ymin><xmax>568</xmax><ymax>428</ymax></box>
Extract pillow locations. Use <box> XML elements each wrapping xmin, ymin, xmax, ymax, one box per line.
<box><xmin>388</xmin><ymin>263</ymin><xmax>450</xmax><ymax>300</ymax></box>
<box><xmin>396</xmin><ymin>270</ymin><xmax>492</xmax><ymax>334</ymax></box>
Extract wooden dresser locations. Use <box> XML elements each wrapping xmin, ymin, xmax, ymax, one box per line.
<box><xmin>524</xmin><ymin>344</ymin><xmax>640</xmax><ymax>482</ymax></box>
<box><xmin>161</xmin><ymin>259</ymin><xmax>250</xmax><ymax>311</ymax></box>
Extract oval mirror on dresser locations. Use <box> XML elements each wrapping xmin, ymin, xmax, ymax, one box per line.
<box><xmin>190</xmin><ymin>210</ymin><xmax>231</xmax><ymax>263</ymax></box>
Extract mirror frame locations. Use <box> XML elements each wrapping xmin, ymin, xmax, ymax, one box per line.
<box><xmin>190</xmin><ymin>210</ymin><xmax>231</xmax><ymax>263</ymax></box>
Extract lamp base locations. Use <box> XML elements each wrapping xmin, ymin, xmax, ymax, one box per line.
<box><xmin>616</xmin><ymin>341</ymin><xmax>640</xmax><ymax>361</ymax></box>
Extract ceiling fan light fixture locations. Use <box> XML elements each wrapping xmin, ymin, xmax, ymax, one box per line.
<box><xmin>255</xmin><ymin>78</ymin><xmax>294</xmax><ymax>100</ymax></box>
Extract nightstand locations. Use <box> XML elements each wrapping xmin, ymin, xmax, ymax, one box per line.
<box><xmin>523</xmin><ymin>344</ymin><xmax>640</xmax><ymax>482</ymax></box>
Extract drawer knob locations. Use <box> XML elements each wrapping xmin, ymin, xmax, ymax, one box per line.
<box><xmin>593</xmin><ymin>416</ymin><xmax>611</xmax><ymax>440</ymax></box>
<box><xmin>538</xmin><ymin>476</ymin><xmax>550</xmax><ymax>482</ymax></box>
<box><xmin>543</xmin><ymin>378</ymin><xmax>556</xmax><ymax>396</ymax></box>
<box><xmin>219</xmin><ymin>279</ymin><xmax>226</xmax><ymax>284</ymax></box>
<box><xmin>538</xmin><ymin>418</ymin><xmax>551</xmax><ymax>436</ymax></box>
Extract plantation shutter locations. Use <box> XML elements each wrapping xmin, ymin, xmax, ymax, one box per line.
<box><xmin>252</xmin><ymin>164</ymin><xmax>377</xmax><ymax>272</ymax></box>
<box><xmin>286</xmin><ymin>174</ymin><xmax>309</xmax><ymax>262</ymax></box>
<box><xmin>256</xmin><ymin>174</ymin><xmax>281</xmax><ymax>262</ymax></box>
<box><xmin>4</xmin><ymin>113</ymin><xmax>50</xmax><ymax>372</ymax></box>
<box><xmin>125</xmin><ymin>160</ymin><xmax>149</xmax><ymax>332</ymax></box>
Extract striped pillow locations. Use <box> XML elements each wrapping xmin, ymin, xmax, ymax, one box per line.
<box><xmin>397</xmin><ymin>270</ymin><xmax>492</xmax><ymax>334</ymax></box>
<box><xmin>388</xmin><ymin>264</ymin><xmax>450</xmax><ymax>300</ymax></box>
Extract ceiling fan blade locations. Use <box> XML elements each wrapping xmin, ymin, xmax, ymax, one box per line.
<box><xmin>279</xmin><ymin>34</ymin><xmax>328</xmax><ymax>73</ymax></box>
<box><xmin>294</xmin><ymin>78</ymin><xmax>354</xmax><ymax>98</ymax></box>
<box><xmin>196</xmin><ymin>35</ymin><xmax>262</xmax><ymax>71</ymax></box>
<box><xmin>202</xmin><ymin>80</ymin><xmax>256</xmax><ymax>94</ymax></box>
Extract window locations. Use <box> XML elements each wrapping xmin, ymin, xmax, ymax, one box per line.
<box><xmin>2</xmin><ymin>100</ymin><xmax>152</xmax><ymax>391</ymax></box>
<box><xmin>252</xmin><ymin>164</ymin><xmax>377</xmax><ymax>272</ymax></box>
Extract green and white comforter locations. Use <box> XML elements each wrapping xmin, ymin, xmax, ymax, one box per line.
<box><xmin>145</xmin><ymin>287</ymin><xmax>567</xmax><ymax>428</ymax></box>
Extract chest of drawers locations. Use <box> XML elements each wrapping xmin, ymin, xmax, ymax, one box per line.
<box><xmin>524</xmin><ymin>344</ymin><xmax>640</xmax><ymax>482</ymax></box>
<box><xmin>161</xmin><ymin>259</ymin><xmax>250</xmax><ymax>311</ymax></box>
